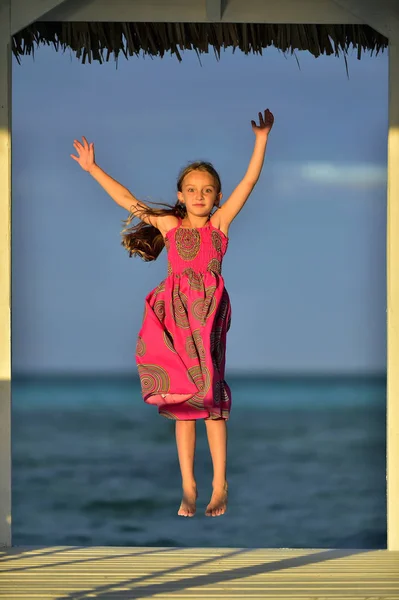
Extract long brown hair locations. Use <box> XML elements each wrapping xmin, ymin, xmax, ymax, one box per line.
<box><xmin>120</xmin><ymin>161</ymin><xmax>221</xmax><ymax>261</ymax></box>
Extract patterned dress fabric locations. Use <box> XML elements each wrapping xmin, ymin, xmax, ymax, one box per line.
<box><xmin>136</xmin><ymin>217</ymin><xmax>232</xmax><ymax>420</ymax></box>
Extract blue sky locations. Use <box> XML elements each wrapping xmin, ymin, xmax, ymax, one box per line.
<box><xmin>11</xmin><ymin>43</ymin><xmax>388</xmax><ymax>375</ymax></box>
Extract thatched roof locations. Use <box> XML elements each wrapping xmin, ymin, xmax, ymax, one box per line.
<box><xmin>12</xmin><ymin>21</ymin><xmax>387</xmax><ymax>65</ymax></box>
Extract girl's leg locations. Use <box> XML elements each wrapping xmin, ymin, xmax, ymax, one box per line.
<box><xmin>175</xmin><ymin>420</ymin><xmax>197</xmax><ymax>517</ymax></box>
<box><xmin>204</xmin><ymin>418</ymin><xmax>228</xmax><ymax>517</ymax></box>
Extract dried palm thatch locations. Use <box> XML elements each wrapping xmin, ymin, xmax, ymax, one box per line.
<box><xmin>12</xmin><ymin>21</ymin><xmax>387</xmax><ymax>66</ymax></box>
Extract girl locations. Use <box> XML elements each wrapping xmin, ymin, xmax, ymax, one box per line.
<box><xmin>71</xmin><ymin>109</ymin><xmax>274</xmax><ymax>518</ymax></box>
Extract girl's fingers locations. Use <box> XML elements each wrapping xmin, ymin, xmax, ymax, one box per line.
<box><xmin>82</xmin><ymin>136</ymin><xmax>89</xmax><ymax>149</ymax></box>
<box><xmin>252</xmin><ymin>109</ymin><xmax>273</xmax><ymax>131</ymax></box>
<box><xmin>70</xmin><ymin>154</ymin><xmax>79</xmax><ymax>161</ymax></box>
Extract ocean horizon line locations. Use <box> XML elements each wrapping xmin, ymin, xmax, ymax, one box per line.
<box><xmin>12</xmin><ymin>370</ymin><xmax>386</xmax><ymax>382</ymax></box>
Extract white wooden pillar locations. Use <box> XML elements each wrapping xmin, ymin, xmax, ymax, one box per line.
<box><xmin>0</xmin><ymin>0</ymin><xmax>12</xmax><ymax>548</ymax></box>
<box><xmin>387</xmin><ymin>26</ymin><xmax>399</xmax><ymax>552</ymax></box>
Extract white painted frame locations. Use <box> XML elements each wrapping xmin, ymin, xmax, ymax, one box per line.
<box><xmin>1</xmin><ymin>0</ymin><xmax>398</xmax><ymax>550</ymax></box>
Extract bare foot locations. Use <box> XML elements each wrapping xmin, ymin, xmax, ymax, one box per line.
<box><xmin>205</xmin><ymin>482</ymin><xmax>228</xmax><ymax>517</ymax></box>
<box><xmin>178</xmin><ymin>484</ymin><xmax>198</xmax><ymax>517</ymax></box>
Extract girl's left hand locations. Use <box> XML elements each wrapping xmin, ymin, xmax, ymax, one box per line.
<box><xmin>251</xmin><ymin>109</ymin><xmax>274</xmax><ymax>136</ymax></box>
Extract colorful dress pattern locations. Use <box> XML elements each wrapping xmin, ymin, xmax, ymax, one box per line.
<box><xmin>136</xmin><ymin>217</ymin><xmax>232</xmax><ymax>420</ymax></box>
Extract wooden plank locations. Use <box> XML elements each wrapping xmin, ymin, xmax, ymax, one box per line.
<box><xmin>11</xmin><ymin>0</ymin><xmax>73</xmax><ymax>35</ymax></box>
<box><xmin>37</xmin><ymin>0</ymin><xmax>364</xmax><ymax>24</ymax></box>
<box><xmin>0</xmin><ymin>547</ymin><xmax>399</xmax><ymax>598</ymax></box>
<box><xmin>0</xmin><ymin>0</ymin><xmax>11</xmax><ymax>550</ymax></box>
<box><xmin>223</xmin><ymin>0</ymin><xmax>362</xmax><ymax>24</ymax></box>
<box><xmin>206</xmin><ymin>0</ymin><xmax>224</xmax><ymax>21</ymax></box>
<box><xmin>331</xmin><ymin>0</ymin><xmax>399</xmax><ymax>37</ymax></box>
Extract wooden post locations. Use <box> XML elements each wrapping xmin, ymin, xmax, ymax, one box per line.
<box><xmin>387</xmin><ymin>26</ymin><xmax>399</xmax><ymax>552</ymax></box>
<box><xmin>0</xmin><ymin>0</ymin><xmax>11</xmax><ymax>548</ymax></box>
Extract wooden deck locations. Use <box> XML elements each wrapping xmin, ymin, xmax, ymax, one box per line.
<box><xmin>1</xmin><ymin>546</ymin><xmax>399</xmax><ymax>599</ymax></box>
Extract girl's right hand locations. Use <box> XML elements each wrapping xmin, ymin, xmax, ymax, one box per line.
<box><xmin>71</xmin><ymin>136</ymin><xmax>95</xmax><ymax>172</ymax></box>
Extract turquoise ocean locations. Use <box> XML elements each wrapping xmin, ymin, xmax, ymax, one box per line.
<box><xmin>12</xmin><ymin>374</ymin><xmax>386</xmax><ymax>549</ymax></box>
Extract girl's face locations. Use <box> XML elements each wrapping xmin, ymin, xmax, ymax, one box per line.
<box><xmin>177</xmin><ymin>170</ymin><xmax>222</xmax><ymax>217</ymax></box>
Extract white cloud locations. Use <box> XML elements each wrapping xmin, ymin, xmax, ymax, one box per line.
<box><xmin>273</xmin><ymin>161</ymin><xmax>387</xmax><ymax>195</ymax></box>
<box><xmin>299</xmin><ymin>161</ymin><xmax>387</xmax><ymax>188</ymax></box>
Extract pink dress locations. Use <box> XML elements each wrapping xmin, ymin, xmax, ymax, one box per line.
<box><xmin>136</xmin><ymin>217</ymin><xmax>232</xmax><ymax>420</ymax></box>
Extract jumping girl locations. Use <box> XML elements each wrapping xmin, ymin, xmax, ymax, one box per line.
<box><xmin>71</xmin><ymin>108</ymin><xmax>274</xmax><ymax>518</ymax></box>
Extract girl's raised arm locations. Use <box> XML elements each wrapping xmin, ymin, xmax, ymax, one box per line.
<box><xmin>71</xmin><ymin>136</ymin><xmax>159</xmax><ymax>228</ymax></box>
<box><xmin>217</xmin><ymin>109</ymin><xmax>274</xmax><ymax>228</ymax></box>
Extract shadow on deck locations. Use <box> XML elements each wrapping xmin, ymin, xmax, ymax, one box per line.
<box><xmin>1</xmin><ymin>545</ymin><xmax>399</xmax><ymax>598</ymax></box>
